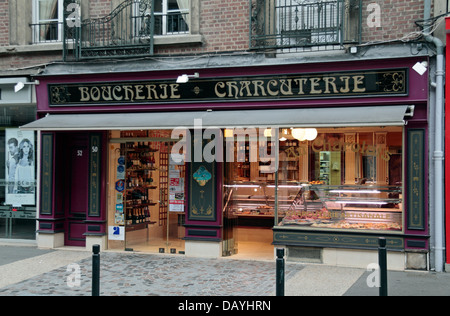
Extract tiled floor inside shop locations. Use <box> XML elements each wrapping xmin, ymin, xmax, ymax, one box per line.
<box><xmin>119</xmin><ymin>227</ymin><xmax>275</xmax><ymax>260</ymax></box>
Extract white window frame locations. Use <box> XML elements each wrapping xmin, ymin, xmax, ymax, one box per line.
<box><xmin>32</xmin><ymin>0</ymin><xmax>64</xmax><ymax>43</ymax></box>
<box><xmin>154</xmin><ymin>0</ymin><xmax>190</xmax><ymax>36</ymax></box>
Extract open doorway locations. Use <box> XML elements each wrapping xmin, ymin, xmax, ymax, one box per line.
<box><xmin>108</xmin><ymin>130</ymin><xmax>186</xmax><ymax>254</ymax></box>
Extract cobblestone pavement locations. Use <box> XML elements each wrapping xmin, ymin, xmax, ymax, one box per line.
<box><xmin>2</xmin><ymin>246</ymin><xmax>450</xmax><ymax>296</ymax></box>
<box><xmin>0</xmin><ymin>250</ymin><xmax>304</xmax><ymax>296</ymax></box>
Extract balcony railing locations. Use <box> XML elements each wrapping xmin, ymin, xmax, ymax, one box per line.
<box><xmin>250</xmin><ymin>0</ymin><xmax>362</xmax><ymax>52</ymax></box>
<box><xmin>30</xmin><ymin>21</ymin><xmax>63</xmax><ymax>44</ymax></box>
<box><xmin>62</xmin><ymin>0</ymin><xmax>190</xmax><ymax>61</ymax></box>
<box><xmin>64</xmin><ymin>0</ymin><xmax>155</xmax><ymax>60</ymax></box>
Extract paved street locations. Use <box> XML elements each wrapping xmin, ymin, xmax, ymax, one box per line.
<box><xmin>0</xmin><ymin>246</ymin><xmax>303</xmax><ymax>296</ymax></box>
<box><xmin>0</xmin><ymin>245</ymin><xmax>449</xmax><ymax>296</ymax></box>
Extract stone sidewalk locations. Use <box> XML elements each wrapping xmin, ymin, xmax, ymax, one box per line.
<box><xmin>0</xmin><ymin>247</ymin><xmax>303</xmax><ymax>296</ymax></box>
<box><xmin>0</xmin><ymin>245</ymin><xmax>449</xmax><ymax>296</ymax></box>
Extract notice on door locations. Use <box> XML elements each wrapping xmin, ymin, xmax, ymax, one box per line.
<box><xmin>108</xmin><ymin>226</ymin><xmax>125</xmax><ymax>241</ymax></box>
<box><xmin>169</xmin><ymin>169</ymin><xmax>184</xmax><ymax>212</ymax></box>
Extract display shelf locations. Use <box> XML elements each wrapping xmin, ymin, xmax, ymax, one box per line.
<box><xmin>159</xmin><ymin>147</ymin><xmax>169</xmax><ymax>226</ymax></box>
<box><xmin>319</xmin><ymin>151</ymin><xmax>330</xmax><ymax>185</ymax></box>
<box><xmin>230</xmin><ymin>140</ymin><xmax>304</xmax><ymax>182</ymax></box>
<box><xmin>122</xmin><ymin>142</ymin><xmax>160</xmax><ymax>231</ymax></box>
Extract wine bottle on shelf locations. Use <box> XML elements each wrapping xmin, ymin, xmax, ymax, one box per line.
<box><xmin>145</xmin><ymin>206</ymin><xmax>150</xmax><ymax>222</ymax></box>
<box><xmin>150</xmin><ymin>153</ymin><xmax>155</xmax><ymax>168</ymax></box>
<box><xmin>126</xmin><ymin>209</ymin><xmax>132</xmax><ymax>226</ymax></box>
<box><xmin>132</xmin><ymin>209</ymin><xmax>137</xmax><ymax>224</ymax></box>
<box><xmin>128</xmin><ymin>176</ymin><xmax>133</xmax><ymax>188</ymax></box>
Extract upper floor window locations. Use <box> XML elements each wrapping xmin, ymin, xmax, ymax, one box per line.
<box><xmin>32</xmin><ymin>0</ymin><xmax>64</xmax><ymax>43</ymax></box>
<box><xmin>277</xmin><ymin>0</ymin><xmax>341</xmax><ymax>47</ymax></box>
<box><xmin>62</xmin><ymin>0</ymin><xmax>199</xmax><ymax>60</ymax></box>
<box><xmin>250</xmin><ymin>0</ymin><xmax>361</xmax><ymax>52</ymax></box>
<box><xmin>153</xmin><ymin>0</ymin><xmax>190</xmax><ymax>35</ymax></box>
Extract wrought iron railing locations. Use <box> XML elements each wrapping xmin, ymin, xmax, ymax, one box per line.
<box><xmin>250</xmin><ymin>0</ymin><xmax>362</xmax><ymax>52</ymax></box>
<box><xmin>30</xmin><ymin>22</ymin><xmax>63</xmax><ymax>44</ymax></box>
<box><xmin>63</xmin><ymin>0</ymin><xmax>190</xmax><ymax>60</ymax></box>
<box><xmin>64</xmin><ymin>0</ymin><xmax>155</xmax><ymax>60</ymax></box>
<box><xmin>154</xmin><ymin>11</ymin><xmax>190</xmax><ymax>35</ymax></box>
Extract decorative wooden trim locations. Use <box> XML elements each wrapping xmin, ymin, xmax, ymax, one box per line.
<box><xmin>40</xmin><ymin>133</ymin><xmax>54</xmax><ymax>216</ymax></box>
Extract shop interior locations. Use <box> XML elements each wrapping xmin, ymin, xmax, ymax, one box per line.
<box><xmin>108</xmin><ymin>130</ymin><xmax>186</xmax><ymax>254</ymax></box>
<box><xmin>223</xmin><ymin>126</ymin><xmax>404</xmax><ymax>259</ymax></box>
<box><xmin>108</xmin><ymin>126</ymin><xmax>403</xmax><ymax>259</ymax></box>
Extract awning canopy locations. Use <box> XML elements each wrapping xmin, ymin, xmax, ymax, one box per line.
<box><xmin>21</xmin><ymin>105</ymin><xmax>414</xmax><ymax>131</ymax></box>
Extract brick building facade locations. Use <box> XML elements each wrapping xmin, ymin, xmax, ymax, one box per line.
<box><xmin>0</xmin><ymin>0</ymin><xmax>443</xmax><ymax>66</ymax></box>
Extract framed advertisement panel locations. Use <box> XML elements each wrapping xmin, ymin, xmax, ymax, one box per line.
<box><xmin>5</xmin><ymin>128</ymin><xmax>35</xmax><ymax>206</ymax></box>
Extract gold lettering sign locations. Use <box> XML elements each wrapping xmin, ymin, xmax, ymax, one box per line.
<box><xmin>48</xmin><ymin>69</ymin><xmax>407</xmax><ymax>106</ymax></box>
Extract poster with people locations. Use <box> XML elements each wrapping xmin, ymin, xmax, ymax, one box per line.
<box><xmin>5</xmin><ymin>128</ymin><xmax>35</xmax><ymax>206</ymax></box>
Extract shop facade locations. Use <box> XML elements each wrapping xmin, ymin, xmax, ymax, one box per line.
<box><xmin>25</xmin><ymin>55</ymin><xmax>430</xmax><ymax>269</ymax></box>
<box><xmin>0</xmin><ymin>77</ymin><xmax>37</xmax><ymax>241</ymax></box>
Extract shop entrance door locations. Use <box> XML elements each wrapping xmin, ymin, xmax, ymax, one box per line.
<box><xmin>222</xmin><ymin>191</ymin><xmax>238</xmax><ymax>256</ymax></box>
<box><xmin>108</xmin><ymin>133</ymin><xmax>186</xmax><ymax>254</ymax></box>
<box><xmin>63</xmin><ymin>134</ymin><xmax>89</xmax><ymax>247</ymax></box>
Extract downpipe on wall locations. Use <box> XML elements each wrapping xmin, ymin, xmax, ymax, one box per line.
<box><xmin>425</xmin><ymin>33</ymin><xmax>445</xmax><ymax>272</ymax></box>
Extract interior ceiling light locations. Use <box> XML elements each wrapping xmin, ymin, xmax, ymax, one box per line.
<box><xmin>291</xmin><ymin>128</ymin><xmax>318</xmax><ymax>141</ymax></box>
<box><xmin>304</xmin><ymin>128</ymin><xmax>318</xmax><ymax>141</ymax></box>
<box><xmin>291</xmin><ymin>128</ymin><xmax>306</xmax><ymax>141</ymax></box>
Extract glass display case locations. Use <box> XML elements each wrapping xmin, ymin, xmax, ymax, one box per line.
<box><xmin>223</xmin><ymin>182</ymin><xmax>280</xmax><ymax>227</ymax></box>
<box><xmin>223</xmin><ymin>182</ymin><xmax>403</xmax><ymax>232</ymax></box>
<box><xmin>278</xmin><ymin>184</ymin><xmax>402</xmax><ymax>232</ymax></box>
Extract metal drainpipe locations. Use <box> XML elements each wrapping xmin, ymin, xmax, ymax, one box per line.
<box><xmin>424</xmin><ymin>0</ymin><xmax>445</xmax><ymax>272</ymax></box>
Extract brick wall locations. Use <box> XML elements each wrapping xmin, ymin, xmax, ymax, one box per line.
<box><xmin>89</xmin><ymin>0</ymin><xmax>113</xmax><ymax>19</ymax></box>
<box><xmin>0</xmin><ymin>0</ymin><xmax>437</xmax><ymax>71</ymax></box>
<box><xmin>0</xmin><ymin>51</ymin><xmax>61</xmax><ymax>70</ymax></box>
<box><xmin>199</xmin><ymin>0</ymin><xmax>249</xmax><ymax>52</ymax></box>
<box><xmin>155</xmin><ymin>0</ymin><xmax>250</xmax><ymax>54</ymax></box>
<box><xmin>361</xmin><ymin>0</ymin><xmax>425</xmax><ymax>43</ymax></box>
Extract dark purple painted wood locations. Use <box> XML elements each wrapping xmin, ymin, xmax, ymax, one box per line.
<box><xmin>34</xmin><ymin>57</ymin><xmax>429</xmax><ymax>116</ymax></box>
<box><xmin>63</xmin><ymin>134</ymin><xmax>89</xmax><ymax>247</ymax></box>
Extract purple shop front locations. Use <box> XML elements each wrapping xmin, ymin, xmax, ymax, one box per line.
<box><xmin>25</xmin><ymin>57</ymin><xmax>430</xmax><ymax>266</ymax></box>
